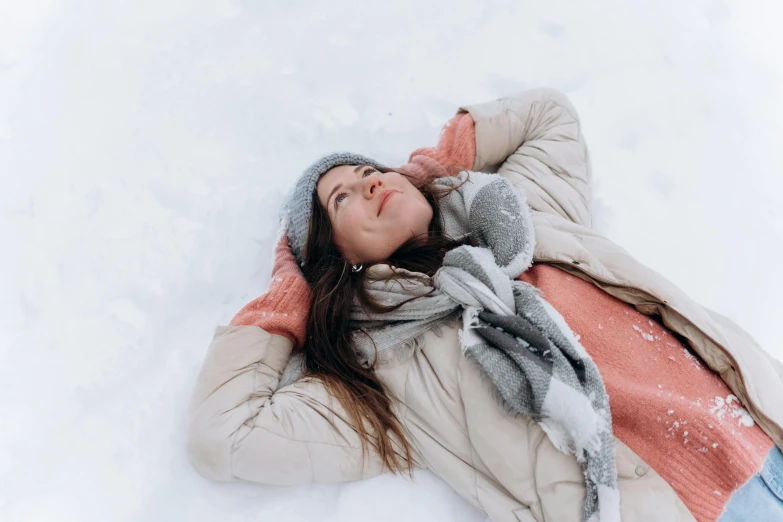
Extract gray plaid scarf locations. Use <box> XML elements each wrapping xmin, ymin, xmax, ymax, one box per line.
<box><xmin>349</xmin><ymin>171</ymin><xmax>620</xmax><ymax>522</ymax></box>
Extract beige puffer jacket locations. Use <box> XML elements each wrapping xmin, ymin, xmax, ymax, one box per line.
<box><xmin>186</xmin><ymin>88</ymin><xmax>783</xmax><ymax>522</ymax></box>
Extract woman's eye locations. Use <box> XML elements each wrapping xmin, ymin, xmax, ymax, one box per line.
<box><xmin>335</xmin><ymin>168</ymin><xmax>377</xmax><ymax>207</ymax></box>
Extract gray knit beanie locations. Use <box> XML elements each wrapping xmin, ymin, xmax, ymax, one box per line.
<box><xmin>282</xmin><ymin>152</ymin><xmax>388</xmax><ymax>267</ymax></box>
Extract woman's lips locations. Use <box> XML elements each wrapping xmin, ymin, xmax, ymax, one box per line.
<box><xmin>377</xmin><ymin>191</ymin><xmax>396</xmax><ymax>216</ymax></box>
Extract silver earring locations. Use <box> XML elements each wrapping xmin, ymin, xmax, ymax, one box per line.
<box><xmin>351</xmin><ymin>263</ymin><xmax>363</xmax><ymax>273</ymax></box>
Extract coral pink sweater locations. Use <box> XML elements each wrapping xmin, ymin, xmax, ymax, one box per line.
<box><xmin>518</xmin><ymin>265</ymin><xmax>773</xmax><ymax>522</ymax></box>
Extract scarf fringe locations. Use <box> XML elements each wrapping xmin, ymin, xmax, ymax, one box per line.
<box><xmin>457</xmin><ymin>306</ymin><xmax>483</xmax><ymax>356</ymax></box>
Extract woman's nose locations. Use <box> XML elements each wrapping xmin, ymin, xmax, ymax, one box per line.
<box><xmin>363</xmin><ymin>173</ymin><xmax>383</xmax><ymax>198</ymax></box>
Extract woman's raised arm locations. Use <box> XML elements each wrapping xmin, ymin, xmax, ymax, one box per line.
<box><xmin>186</xmin><ymin>237</ymin><xmax>394</xmax><ymax>485</ymax></box>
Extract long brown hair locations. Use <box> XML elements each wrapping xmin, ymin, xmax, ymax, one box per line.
<box><xmin>299</xmin><ymin>164</ymin><xmax>474</xmax><ymax>477</ymax></box>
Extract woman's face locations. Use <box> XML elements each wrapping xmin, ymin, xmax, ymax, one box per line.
<box><xmin>316</xmin><ymin>164</ymin><xmax>433</xmax><ymax>265</ymax></box>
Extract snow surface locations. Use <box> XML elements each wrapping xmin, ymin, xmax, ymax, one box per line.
<box><xmin>1</xmin><ymin>1</ymin><xmax>782</xmax><ymax>521</ymax></box>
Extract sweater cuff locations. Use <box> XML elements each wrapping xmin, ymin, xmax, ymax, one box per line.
<box><xmin>399</xmin><ymin>155</ymin><xmax>449</xmax><ymax>185</ymax></box>
<box><xmin>229</xmin><ymin>273</ymin><xmax>311</xmax><ymax>351</ymax></box>
<box><xmin>408</xmin><ymin>111</ymin><xmax>476</xmax><ymax>171</ymax></box>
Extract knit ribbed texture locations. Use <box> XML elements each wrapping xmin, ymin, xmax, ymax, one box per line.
<box><xmin>398</xmin><ymin>155</ymin><xmax>449</xmax><ymax>186</ymax></box>
<box><xmin>519</xmin><ymin>263</ymin><xmax>774</xmax><ymax>522</ymax></box>
<box><xmin>229</xmin><ymin>273</ymin><xmax>311</xmax><ymax>350</ymax></box>
<box><xmin>229</xmin><ymin>236</ymin><xmax>311</xmax><ymax>351</ymax></box>
<box><xmin>409</xmin><ymin>112</ymin><xmax>476</xmax><ymax>171</ymax></box>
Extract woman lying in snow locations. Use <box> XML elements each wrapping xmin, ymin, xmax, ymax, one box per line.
<box><xmin>186</xmin><ymin>88</ymin><xmax>783</xmax><ymax>522</ymax></box>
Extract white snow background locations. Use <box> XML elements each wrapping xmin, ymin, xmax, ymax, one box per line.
<box><xmin>1</xmin><ymin>0</ymin><xmax>782</xmax><ymax>521</ymax></box>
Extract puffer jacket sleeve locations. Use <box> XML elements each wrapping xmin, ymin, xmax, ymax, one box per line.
<box><xmin>186</xmin><ymin>325</ymin><xmax>390</xmax><ymax>485</ymax></box>
<box><xmin>457</xmin><ymin>88</ymin><xmax>593</xmax><ymax>229</ymax></box>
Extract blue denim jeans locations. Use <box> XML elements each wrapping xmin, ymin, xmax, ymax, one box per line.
<box><xmin>719</xmin><ymin>445</ymin><xmax>783</xmax><ymax>521</ymax></box>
